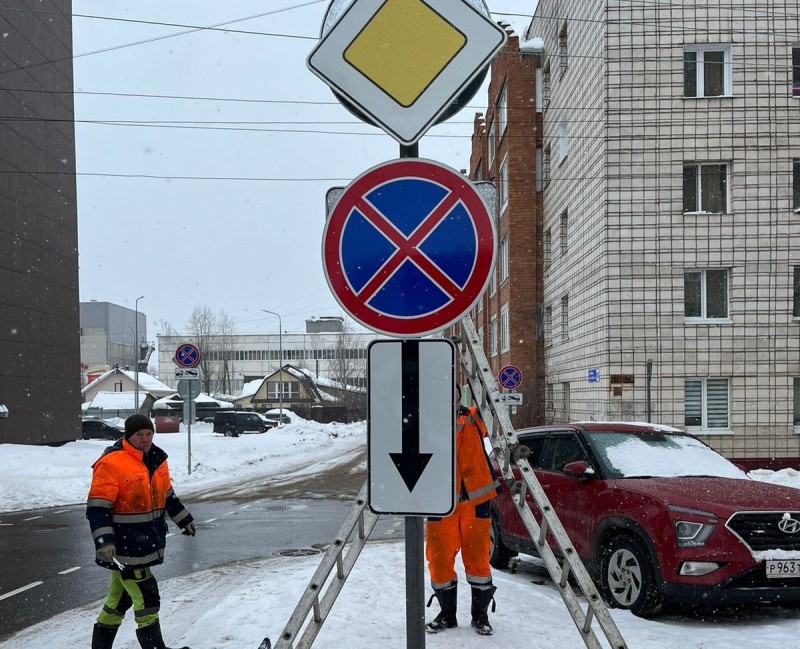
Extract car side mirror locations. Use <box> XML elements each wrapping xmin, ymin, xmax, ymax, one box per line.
<box><xmin>563</xmin><ymin>460</ymin><xmax>594</xmax><ymax>479</ymax></box>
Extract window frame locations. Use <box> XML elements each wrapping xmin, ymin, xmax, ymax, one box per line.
<box><xmin>489</xmin><ymin>316</ymin><xmax>498</xmax><ymax>357</ymax></box>
<box><xmin>544</xmin><ymin>228</ymin><xmax>552</xmax><ymax>271</ymax></box>
<box><xmin>561</xmin><ymin>294</ymin><xmax>569</xmax><ymax>340</ymax></box>
<box><xmin>684</xmin><ymin>45</ymin><xmax>733</xmax><ymax>98</ymax></box>
<box><xmin>793</xmin><ymin>266</ymin><xmax>800</xmax><ymax>318</ymax></box>
<box><xmin>792</xmin><ymin>46</ymin><xmax>800</xmax><ymax>97</ymax></box>
<box><xmin>560</xmin><ymin>210</ymin><xmax>568</xmax><ymax>255</ymax></box>
<box><xmin>684</xmin><ymin>269</ymin><xmax>730</xmax><ymax>322</ymax></box>
<box><xmin>487</xmin><ymin>119</ymin><xmax>495</xmax><ymax>167</ymax></box>
<box><xmin>793</xmin><ymin>159</ymin><xmax>800</xmax><ymax>212</ymax></box>
<box><xmin>559</xmin><ymin>121</ymin><xmax>569</xmax><ymax>163</ymax></box>
<box><xmin>684</xmin><ymin>377</ymin><xmax>731</xmax><ymax>433</ymax></box>
<box><xmin>558</xmin><ymin>22</ymin><xmax>568</xmax><ymax>77</ymax></box>
<box><xmin>499</xmin><ymin>235</ymin><xmax>509</xmax><ymax>283</ymax></box>
<box><xmin>498</xmin><ymin>155</ymin><xmax>509</xmax><ymax>211</ymax></box>
<box><xmin>497</xmin><ymin>84</ymin><xmax>508</xmax><ymax>135</ymax></box>
<box><xmin>500</xmin><ymin>304</ymin><xmax>510</xmax><ymax>353</ymax></box>
<box><xmin>544</xmin><ymin>305</ymin><xmax>552</xmax><ymax>346</ymax></box>
<box><xmin>683</xmin><ymin>162</ymin><xmax>729</xmax><ymax>214</ymax></box>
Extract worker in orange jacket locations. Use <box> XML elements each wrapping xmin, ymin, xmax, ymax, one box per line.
<box><xmin>86</xmin><ymin>414</ymin><xmax>196</xmax><ymax>649</ymax></box>
<box><xmin>426</xmin><ymin>385</ymin><xmax>502</xmax><ymax>635</ymax></box>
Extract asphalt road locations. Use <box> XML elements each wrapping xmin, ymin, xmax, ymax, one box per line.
<box><xmin>0</xmin><ymin>452</ymin><xmax>405</xmax><ymax>642</ymax></box>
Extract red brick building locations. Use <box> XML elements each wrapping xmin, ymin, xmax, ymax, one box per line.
<box><xmin>451</xmin><ymin>30</ymin><xmax>545</xmax><ymax>427</ymax></box>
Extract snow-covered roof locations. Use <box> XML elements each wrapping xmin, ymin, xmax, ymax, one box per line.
<box><xmin>82</xmin><ymin>391</ymin><xmax>145</xmax><ymax>410</ymax></box>
<box><xmin>238</xmin><ymin>379</ymin><xmax>263</xmax><ymax>399</ymax></box>
<box><xmin>297</xmin><ymin>367</ymin><xmax>366</xmax><ymax>393</ymax></box>
<box><xmin>82</xmin><ymin>368</ymin><xmax>174</xmax><ymax>394</ymax></box>
<box><xmin>153</xmin><ymin>393</ymin><xmax>233</xmax><ymax>408</ymax></box>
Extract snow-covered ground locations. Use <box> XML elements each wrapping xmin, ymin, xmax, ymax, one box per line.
<box><xmin>2</xmin><ymin>416</ymin><xmax>800</xmax><ymax>648</ymax></box>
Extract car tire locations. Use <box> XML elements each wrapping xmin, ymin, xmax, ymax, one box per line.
<box><xmin>600</xmin><ymin>536</ymin><xmax>663</xmax><ymax>618</ymax></box>
<box><xmin>489</xmin><ymin>512</ymin><xmax>515</xmax><ymax>569</ymax></box>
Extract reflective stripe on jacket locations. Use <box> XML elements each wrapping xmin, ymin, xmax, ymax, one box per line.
<box><xmin>86</xmin><ymin>438</ymin><xmax>192</xmax><ymax>569</ymax></box>
<box><xmin>456</xmin><ymin>406</ymin><xmax>501</xmax><ymax>505</ymax></box>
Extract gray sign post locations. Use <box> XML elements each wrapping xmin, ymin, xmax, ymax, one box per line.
<box><xmin>177</xmin><ymin>377</ymin><xmax>201</xmax><ymax>475</ymax></box>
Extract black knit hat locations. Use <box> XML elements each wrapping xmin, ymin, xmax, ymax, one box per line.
<box><xmin>124</xmin><ymin>414</ymin><xmax>154</xmax><ymax>439</ymax></box>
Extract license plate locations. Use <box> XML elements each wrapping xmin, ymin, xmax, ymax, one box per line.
<box><xmin>766</xmin><ymin>560</ymin><xmax>800</xmax><ymax>578</ymax></box>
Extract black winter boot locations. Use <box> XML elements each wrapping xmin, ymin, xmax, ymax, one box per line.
<box><xmin>470</xmin><ymin>584</ymin><xmax>497</xmax><ymax>635</ymax></box>
<box><xmin>135</xmin><ymin>622</ymin><xmax>190</xmax><ymax>649</ymax></box>
<box><xmin>92</xmin><ymin>623</ymin><xmax>119</xmax><ymax>649</ymax></box>
<box><xmin>425</xmin><ymin>583</ymin><xmax>458</xmax><ymax>633</ymax></box>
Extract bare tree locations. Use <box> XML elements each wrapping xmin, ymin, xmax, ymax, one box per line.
<box><xmin>217</xmin><ymin>309</ymin><xmax>236</xmax><ymax>395</ymax></box>
<box><xmin>329</xmin><ymin>321</ymin><xmax>368</xmax><ymax>420</ymax></box>
<box><xmin>186</xmin><ymin>306</ymin><xmax>219</xmax><ymax>394</ymax></box>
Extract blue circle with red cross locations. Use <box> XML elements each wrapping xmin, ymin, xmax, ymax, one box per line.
<box><xmin>323</xmin><ymin>159</ymin><xmax>496</xmax><ymax>337</ymax></box>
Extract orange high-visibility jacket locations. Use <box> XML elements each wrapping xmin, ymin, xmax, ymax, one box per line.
<box><xmin>86</xmin><ymin>438</ymin><xmax>192</xmax><ymax>568</ymax></box>
<box><xmin>455</xmin><ymin>406</ymin><xmax>501</xmax><ymax>505</ymax></box>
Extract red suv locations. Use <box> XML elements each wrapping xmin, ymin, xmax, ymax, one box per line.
<box><xmin>489</xmin><ymin>422</ymin><xmax>800</xmax><ymax>617</ymax></box>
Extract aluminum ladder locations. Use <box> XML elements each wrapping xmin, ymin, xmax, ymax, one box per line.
<box><xmin>265</xmin><ymin>482</ymin><xmax>379</xmax><ymax>649</ymax></box>
<box><xmin>456</xmin><ymin>315</ymin><xmax>628</xmax><ymax>649</ymax></box>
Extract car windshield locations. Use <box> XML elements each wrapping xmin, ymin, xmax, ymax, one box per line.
<box><xmin>585</xmin><ymin>430</ymin><xmax>748</xmax><ymax>480</ymax></box>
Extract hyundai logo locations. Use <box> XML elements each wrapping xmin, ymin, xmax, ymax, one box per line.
<box><xmin>778</xmin><ymin>515</ymin><xmax>800</xmax><ymax>534</ymax></box>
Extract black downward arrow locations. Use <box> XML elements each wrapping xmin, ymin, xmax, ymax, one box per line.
<box><xmin>389</xmin><ymin>340</ymin><xmax>432</xmax><ymax>492</ymax></box>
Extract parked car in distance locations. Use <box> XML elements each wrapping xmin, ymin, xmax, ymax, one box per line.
<box><xmin>213</xmin><ymin>410</ymin><xmax>274</xmax><ymax>436</ymax></box>
<box><xmin>263</xmin><ymin>409</ymin><xmax>292</xmax><ymax>425</ymax></box>
<box><xmin>489</xmin><ymin>422</ymin><xmax>800</xmax><ymax>617</ymax></box>
<box><xmin>81</xmin><ymin>418</ymin><xmax>123</xmax><ymax>440</ymax></box>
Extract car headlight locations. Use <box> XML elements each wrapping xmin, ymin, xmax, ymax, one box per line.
<box><xmin>668</xmin><ymin>505</ymin><xmax>718</xmax><ymax>547</ymax></box>
<box><xmin>673</xmin><ymin>520</ymin><xmax>716</xmax><ymax>547</ymax></box>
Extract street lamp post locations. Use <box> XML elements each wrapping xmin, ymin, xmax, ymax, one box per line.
<box><xmin>134</xmin><ymin>295</ymin><xmax>145</xmax><ymax>415</ymax></box>
<box><xmin>261</xmin><ymin>309</ymin><xmax>283</xmax><ymax>424</ymax></box>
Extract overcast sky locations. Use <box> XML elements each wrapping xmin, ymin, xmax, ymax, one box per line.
<box><xmin>70</xmin><ymin>1</ymin><xmax>532</xmax><ymax>339</ymax></box>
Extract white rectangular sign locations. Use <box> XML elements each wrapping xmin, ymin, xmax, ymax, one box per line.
<box><xmin>499</xmin><ymin>392</ymin><xmax>523</xmax><ymax>405</ymax></box>
<box><xmin>175</xmin><ymin>368</ymin><xmax>200</xmax><ymax>380</ymax></box>
<box><xmin>368</xmin><ymin>339</ymin><xmax>455</xmax><ymax>515</ymax></box>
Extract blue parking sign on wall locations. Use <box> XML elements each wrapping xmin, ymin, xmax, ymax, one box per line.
<box><xmin>588</xmin><ymin>368</ymin><xmax>600</xmax><ymax>383</ymax></box>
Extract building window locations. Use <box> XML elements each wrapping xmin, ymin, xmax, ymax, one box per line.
<box><xmin>794</xmin><ymin>159</ymin><xmax>800</xmax><ymax>212</ymax></box>
<box><xmin>487</xmin><ymin>120</ymin><xmax>495</xmax><ymax>166</ymax></box>
<box><xmin>793</xmin><ymin>47</ymin><xmax>800</xmax><ymax>97</ymax></box>
<box><xmin>794</xmin><ymin>267</ymin><xmax>800</xmax><ymax>317</ymax></box>
<box><xmin>794</xmin><ymin>378</ymin><xmax>800</xmax><ymax>428</ymax></box>
<box><xmin>685</xmin><ymin>378</ymin><xmax>730</xmax><ymax>431</ymax></box>
<box><xmin>685</xmin><ymin>269</ymin><xmax>729</xmax><ymax>320</ymax></box>
<box><xmin>498</xmin><ymin>84</ymin><xmax>507</xmax><ymax>135</ymax></box>
<box><xmin>499</xmin><ymin>235</ymin><xmax>509</xmax><ymax>282</ymax></box>
<box><xmin>474</xmin><ymin>163</ymin><xmax>482</xmax><ymax>182</ymax></box>
<box><xmin>559</xmin><ymin>121</ymin><xmax>569</xmax><ymax>162</ymax></box>
<box><xmin>543</xmin><ymin>146</ymin><xmax>551</xmax><ymax>186</ymax></box>
<box><xmin>500</xmin><ymin>305</ymin><xmax>509</xmax><ymax>352</ymax></box>
<box><xmin>558</xmin><ymin>22</ymin><xmax>568</xmax><ymax>76</ymax></box>
<box><xmin>498</xmin><ymin>157</ymin><xmax>509</xmax><ymax>210</ymax></box>
<box><xmin>684</xmin><ymin>46</ymin><xmax>731</xmax><ymax>97</ymax></box>
<box><xmin>543</xmin><ymin>61</ymin><xmax>551</xmax><ymax>110</ymax></box>
<box><xmin>683</xmin><ymin>163</ymin><xmax>728</xmax><ymax>213</ymax></box>
<box><xmin>489</xmin><ymin>316</ymin><xmax>498</xmax><ymax>357</ymax></box>
<box><xmin>544</xmin><ymin>305</ymin><xmax>552</xmax><ymax>345</ymax></box>
<box><xmin>560</xmin><ymin>210</ymin><xmax>568</xmax><ymax>255</ymax></box>
<box><xmin>544</xmin><ymin>228</ymin><xmax>552</xmax><ymax>270</ymax></box>
<box><xmin>561</xmin><ymin>294</ymin><xmax>569</xmax><ymax>340</ymax></box>
<box><xmin>562</xmin><ymin>382</ymin><xmax>570</xmax><ymax>421</ymax></box>
<box><xmin>268</xmin><ymin>381</ymin><xmax>299</xmax><ymax>400</ymax></box>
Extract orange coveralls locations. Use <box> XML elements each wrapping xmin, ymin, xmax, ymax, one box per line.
<box><xmin>426</xmin><ymin>406</ymin><xmax>501</xmax><ymax>589</ymax></box>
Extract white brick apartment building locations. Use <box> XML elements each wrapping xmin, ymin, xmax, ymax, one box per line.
<box><xmin>527</xmin><ymin>0</ymin><xmax>800</xmax><ymax>461</ymax></box>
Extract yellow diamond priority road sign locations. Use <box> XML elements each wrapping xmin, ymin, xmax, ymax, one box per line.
<box><xmin>308</xmin><ymin>0</ymin><xmax>507</xmax><ymax>145</ymax></box>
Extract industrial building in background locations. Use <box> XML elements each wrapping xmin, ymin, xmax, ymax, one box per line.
<box><xmin>0</xmin><ymin>2</ymin><xmax>79</xmax><ymax>445</ymax></box>
<box><xmin>80</xmin><ymin>300</ymin><xmax>153</xmax><ymax>383</ymax></box>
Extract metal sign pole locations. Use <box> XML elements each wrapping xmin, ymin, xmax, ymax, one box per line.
<box><xmin>398</xmin><ymin>141</ymin><xmax>425</xmax><ymax>649</ymax></box>
<box><xmin>187</xmin><ymin>393</ymin><xmax>192</xmax><ymax>475</ymax></box>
